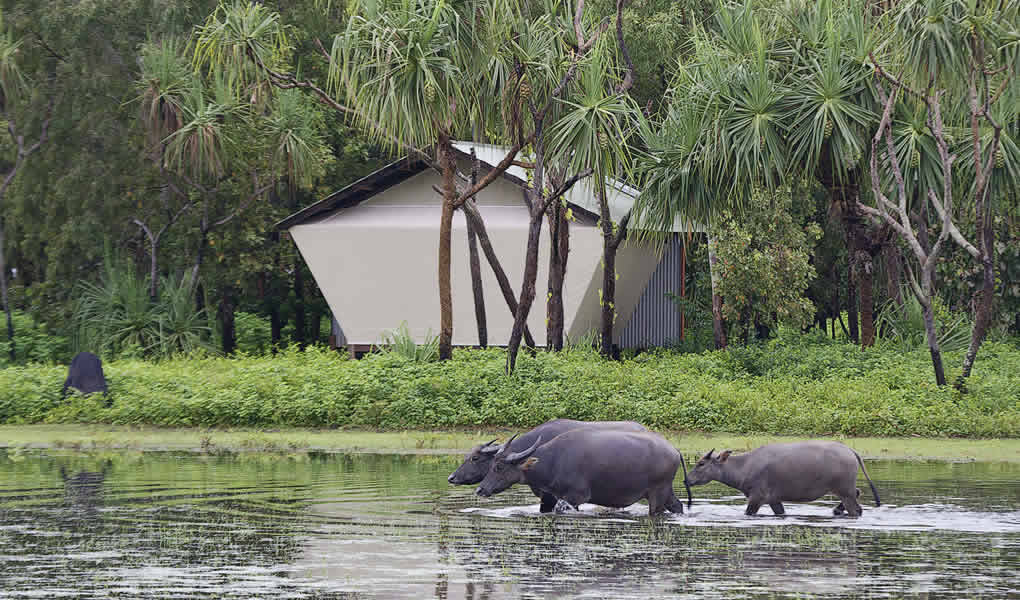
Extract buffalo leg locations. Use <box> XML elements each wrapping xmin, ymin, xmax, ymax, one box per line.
<box><xmin>744</xmin><ymin>501</ymin><xmax>762</xmax><ymax>516</ymax></box>
<box><xmin>837</xmin><ymin>492</ymin><xmax>862</xmax><ymax>517</ymax></box>
<box><xmin>665</xmin><ymin>494</ymin><xmax>686</xmax><ymax>515</ymax></box>
<box><xmin>539</xmin><ymin>493</ymin><xmax>558</xmax><ymax>513</ymax></box>
<box><xmin>769</xmin><ymin>502</ymin><xmax>785</xmax><ymax>516</ymax></box>
<box><xmin>554</xmin><ymin>499</ymin><xmax>578</xmax><ymax>514</ymax></box>
<box><xmin>834</xmin><ymin>488</ymin><xmax>861</xmax><ymax>515</ymax></box>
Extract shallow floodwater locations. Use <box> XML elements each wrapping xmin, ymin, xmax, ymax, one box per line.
<box><xmin>0</xmin><ymin>450</ymin><xmax>1017</xmax><ymax>599</ymax></box>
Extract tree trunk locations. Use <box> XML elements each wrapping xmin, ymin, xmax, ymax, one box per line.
<box><xmin>0</xmin><ymin>220</ymin><xmax>14</xmax><ymax>362</ymax></box>
<box><xmin>465</xmin><ymin>150</ymin><xmax>487</xmax><ymax>351</ymax></box>
<box><xmin>847</xmin><ymin>264</ymin><xmax>859</xmax><ymax>344</ymax></box>
<box><xmin>707</xmin><ymin>232</ymin><xmax>727</xmax><ymax>350</ymax></box>
<box><xmin>919</xmin><ymin>295</ymin><xmax>947</xmax><ymax>386</ymax></box>
<box><xmin>437</xmin><ymin>137</ymin><xmax>456</xmax><ymax>361</ymax></box>
<box><xmin>506</xmin><ymin>212</ymin><xmax>544</xmax><ymax>373</ymax></box>
<box><xmin>293</xmin><ymin>259</ymin><xmax>306</xmax><ymax>349</ymax></box>
<box><xmin>218</xmin><ymin>287</ymin><xmax>236</xmax><ymax>355</ymax></box>
<box><xmin>600</xmin><ymin>230</ymin><xmax>617</xmax><ymax>359</ymax></box>
<box><xmin>148</xmin><ymin>237</ymin><xmax>159</xmax><ymax>302</ymax></box>
<box><xmin>546</xmin><ymin>202</ymin><xmax>568</xmax><ymax>351</ymax></box>
<box><xmin>462</xmin><ymin>199</ymin><xmax>536</xmax><ymax>348</ymax></box>
<box><xmin>859</xmin><ymin>261</ymin><xmax>876</xmax><ymax>347</ymax></box>
<box><xmin>883</xmin><ymin>243</ymin><xmax>904</xmax><ymax>307</ymax></box>
<box><xmin>960</xmin><ymin>255</ymin><xmax>995</xmax><ymax>383</ymax></box>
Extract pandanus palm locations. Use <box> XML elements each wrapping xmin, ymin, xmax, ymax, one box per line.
<box><xmin>874</xmin><ymin>0</ymin><xmax>1020</xmax><ymax>385</ymax></box>
<box><xmin>547</xmin><ymin>40</ymin><xmax>642</xmax><ymax>358</ymax></box>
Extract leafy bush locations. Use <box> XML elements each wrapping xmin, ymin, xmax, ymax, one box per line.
<box><xmin>0</xmin><ymin>311</ymin><xmax>71</xmax><ymax>365</ymax></box>
<box><xmin>0</xmin><ymin>335</ymin><xmax>1017</xmax><ymax>437</ymax></box>
<box><xmin>234</xmin><ymin>312</ymin><xmax>273</xmax><ymax>355</ymax></box>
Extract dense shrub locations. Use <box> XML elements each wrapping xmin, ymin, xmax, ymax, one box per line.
<box><xmin>0</xmin><ymin>336</ymin><xmax>1017</xmax><ymax>437</ymax></box>
<box><xmin>0</xmin><ymin>311</ymin><xmax>72</xmax><ymax>365</ymax></box>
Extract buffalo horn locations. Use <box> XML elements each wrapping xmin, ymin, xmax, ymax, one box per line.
<box><xmin>479</xmin><ymin>439</ymin><xmax>502</xmax><ymax>455</ymax></box>
<box><xmin>704</xmin><ymin>448</ymin><xmax>715</xmax><ymax>460</ymax></box>
<box><xmin>505</xmin><ymin>436</ymin><xmax>542</xmax><ymax>464</ymax></box>
<box><xmin>495</xmin><ymin>434</ymin><xmax>519</xmax><ymax>457</ymax></box>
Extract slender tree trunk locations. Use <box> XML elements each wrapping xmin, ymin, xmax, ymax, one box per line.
<box><xmin>884</xmin><ymin>243</ymin><xmax>904</xmax><ymax>307</ymax></box>
<box><xmin>506</xmin><ymin>211</ymin><xmax>544</xmax><ymax>373</ymax></box>
<box><xmin>919</xmin><ymin>295</ymin><xmax>947</xmax><ymax>386</ymax></box>
<box><xmin>960</xmin><ymin>255</ymin><xmax>995</xmax><ymax>382</ymax></box>
<box><xmin>0</xmin><ymin>219</ymin><xmax>14</xmax><ymax>361</ymax></box>
<box><xmin>218</xmin><ymin>287</ymin><xmax>236</xmax><ymax>355</ymax></box>
<box><xmin>546</xmin><ymin>201</ymin><xmax>568</xmax><ymax>351</ymax></box>
<box><xmin>859</xmin><ymin>262</ymin><xmax>876</xmax><ymax>347</ymax></box>
<box><xmin>600</xmin><ymin>231</ymin><xmax>618</xmax><ymax>359</ymax></box>
<box><xmin>707</xmin><ymin>231</ymin><xmax>727</xmax><ymax>350</ymax></box>
<box><xmin>462</xmin><ymin>201</ymin><xmax>536</xmax><ymax>348</ymax></box>
<box><xmin>437</xmin><ymin>137</ymin><xmax>456</xmax><ymax>361</ymax></box>
<box><xmin>847</xmin><ymin>263</ymin><xmax>859</xmax><ymax>344</ymax></box>
<box><xmin>466</xmin><ymin>156</ymin><xmax>487</xmax><ymax>348</ymax></box>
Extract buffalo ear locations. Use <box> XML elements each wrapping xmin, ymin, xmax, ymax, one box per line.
<box><xmin>521</xmin><ymin>457</ymin><xmax>540</xmax><ymax>471</ymax></box>
<box><xmin>718</xmin><ymin>450</ymin><xmax>732</xmax><ymax>462</ymax></box>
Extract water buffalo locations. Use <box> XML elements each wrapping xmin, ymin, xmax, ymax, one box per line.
<box><xmin>683</xmin><ymin>441</ymin><xmax>881</xmax><ymax>517</ymax></box>
<box><xmin>448</xmin><ymin>419</ymin><xmax>651</xmax><ymax>513</ymax></box>
<box><xmin>63</xmin><ymin>352</ymin><xmax>108</xmax><ymax>399</ymax></box>
<box><xmin>475</xmin><ymin>429</ymin><xmax>691</xmax><ymax>515</ymax></box>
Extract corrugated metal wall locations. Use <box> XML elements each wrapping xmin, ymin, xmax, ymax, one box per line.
<box><xmin>619</xmin><ymin>234</ymin><xmax>684</xmax><ymax>349</ymax></box>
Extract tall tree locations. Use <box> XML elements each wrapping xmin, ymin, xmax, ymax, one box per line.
<box><xmin>0</xmin><ymin>12</ymin><xmax>53</xmax><ymax>360</ymax></box>
<box><xmin>196</xmin><ymin>0</ymin><xmax>537</xmax><ymax>360</ymax></box>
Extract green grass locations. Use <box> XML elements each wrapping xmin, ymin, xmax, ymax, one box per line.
<box><xmin>2</xmin><ymin>332</ymin><xmax>1017</xmax><ymax>438</ymax></box>
<box><xmin>2</xmin><ymin>425</ymin><xmax>1017</xmax><ymax>462</ymax></box>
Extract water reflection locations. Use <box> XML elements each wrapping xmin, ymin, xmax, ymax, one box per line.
<box><xmin>0</xmin><ymin>449</ymin><xmax>1017</xmax><ymax>599</ymax></box>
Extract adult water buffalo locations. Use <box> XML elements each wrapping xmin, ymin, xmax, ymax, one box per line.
<box><xmin>448</xmin><ymin>419</ymin><xmax>650</xmax><ymax>513</ymax></box>
<box><xmin>683</xmin><ymin>441</ymin><xmax>881</xmax><ymax>517</ymax></box>
<box><xmin>63</xmin><ymin>352</ymin><xmax>108</xmax><ymax>399</ymax></box>
<box><xmin>475</xmin><ymin>429</ymin><xmax>691</xmax><ymax>515</ymax></box>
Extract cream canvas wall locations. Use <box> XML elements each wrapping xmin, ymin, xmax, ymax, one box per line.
<box><xmin>290</xmin><ymin>169</ymin><xmax>640</xmax><ymax>347</ymax></box>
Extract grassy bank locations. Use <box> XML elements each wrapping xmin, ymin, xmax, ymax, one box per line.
<box><xmin>2</xmin><ymin>425</ymin><xmax>1019</xmax><ymax>462</ymax></box>
<box><xmin>1</xmin><ymin>333</ymin><xmax>1017</xmax><ymax>438</ymax></box>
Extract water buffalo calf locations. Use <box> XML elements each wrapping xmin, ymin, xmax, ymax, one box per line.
<box><xmin>476</xmin><ymin>429</ymin><xmax>690</xmax><ymax>515</ymax></box>
<box><xmin>63</xmin><ymin>351</ymin><xmax>108</xmax><ymax>398</ymax></box>
<box><xmin>684</xmin><ymin>441</ymin><xmax>881</xmax><ymax>517</ymax></box>
<box><xmin>448</xmin><ymin>418</ymin><xmax>650</xmax><ymax>513</ymax></box>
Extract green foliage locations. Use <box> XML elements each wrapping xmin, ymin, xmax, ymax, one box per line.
<box><xmin>0</xmin><ymin>310</ymin><xmax>71</xmax><ymax>365</ymax></box>
<box><xmin>713</xmin><ymin>189</ymin><xmax>822</xmax><ymax>334</ymax></box>
<box><xmin>376</xmin><ymin>321</ymin><xmax>439</xmax><ymax>363</ymax></box>
<box><xmin>1</xmin><ymin>335</ymin><xmax>1017</xmax><ymax>437</ymax></box>
<box><xmin>876</xmin><ymin>288</ymin><xmax>971</xmax><ymax>353</ymax></box>
<box><xmin>71</xmin><ymin>258</ymin><xmax>212</xmax><ymax>360</ymax></box>
<box><xmin>234</xmin><ymin>311</ymin><xmax>272</xmax><ymax>355</ymax></box>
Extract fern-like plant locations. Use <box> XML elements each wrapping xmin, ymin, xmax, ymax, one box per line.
<box><xmin>876</xmin><ymin>287</ymin><xmax>971</xmax><ymax>353</ymax></box>
<box><xmin>377</xmin><ymin>321</ymin><xmax>439</xmax><ymax>362</ymax></box>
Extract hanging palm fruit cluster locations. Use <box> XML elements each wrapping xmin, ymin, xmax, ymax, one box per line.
<box><xmin>823</xmin><ymin>116</ymin><xmax>833</xmax><ymax>140</ymax></box>
<box><xmin>425</xmin><ymin>81</ymin><xmax>438</xmax><ymax>104</ymax></box>
<box><xmin>518</xmin><ymin>73</ymin><xmax>532</xmax><ymax>104</ymax></box>
<box><xmin>598</xmin><ymin>129</ymin><xmax>610</xmax><ymax>150</ymax></box>
<box><xmin>994</xmin><ymin>147</ymin><xmax>1005</xmax><ymax>169</ymax></box>
<box><xmin>910</xmin><ymin>149</ymin><xmax>921</xmax><ymax>168</ymax></box>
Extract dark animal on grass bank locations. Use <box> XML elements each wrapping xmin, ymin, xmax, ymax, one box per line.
<box><xmin>683</xmin><ymin>441</ymin><xmax>881</xmax><ymax>517</ymax></box>
<box><xmin>63</xmin><ymin>352</ymin><xmax>108</xmax><ymax>399</ymax></box>
<box><xmin>475</xmin><ymin>429</ymin><xmax>691</xmax><ymax>515</ymax></box>
<box><xmin>448</xmin><ymin>419</ymin><xmax>651</xmax><ymax>513</ymax></box>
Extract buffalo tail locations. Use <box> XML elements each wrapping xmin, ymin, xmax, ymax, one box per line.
<box><xmin>679</xmin><ymin>450</ymin><xmax>692</xmax><ymax>508</ymax></box>
<box><xmin>854</xmin><ymin>451</ymin><xmax>881</xmax><ymax>507</ymax></box>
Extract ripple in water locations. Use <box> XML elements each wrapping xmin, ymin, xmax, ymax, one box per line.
<box><xmin>0</xmin><ymin>450</ymin><xmax>1017</xmax><ymax>599</ymax></box>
